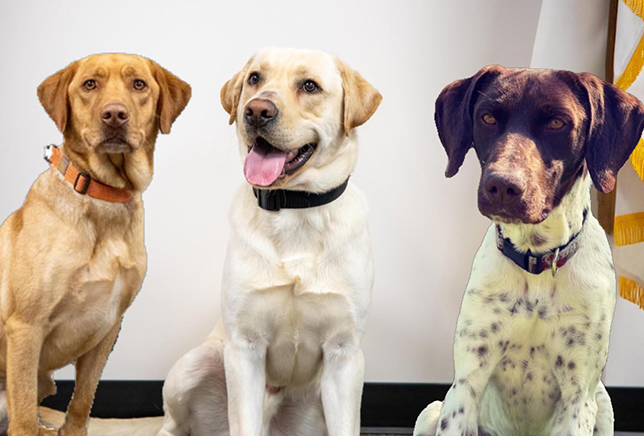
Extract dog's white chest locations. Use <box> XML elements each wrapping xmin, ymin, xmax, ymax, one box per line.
<box><xmin>223</xmin><ymin>186</ymin><xmax>373</xmax><ymax>389</ymax></box>
<box><xmin>239</xmin><ymin>280</ymin><xmax>359</xmax><ymax>388</ymax></box>
<box><xmin>462</xmin><ymin>236</ymin><xmax>615</xmax><ymax>435</ymax></box>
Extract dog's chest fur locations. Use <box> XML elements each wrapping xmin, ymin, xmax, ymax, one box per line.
<box><xmin>456</xmin><ymin>216</ymin><xmax>615</xmax><ymax>435</ymax></box>
<box><xmin>0</xmin><ymin>171</ymin><xmax>146</xmax><ymax>373</ymax></box>
<box><xmin>222</xmin><ymin>185</ymin><xmax>374</xmax><ymax>388</ymax></box>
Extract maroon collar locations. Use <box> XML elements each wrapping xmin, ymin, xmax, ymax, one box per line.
<box><xmin>495</xmin><ymin>209</ymin><xmax>588</xmax><ymax>276</ymax></box>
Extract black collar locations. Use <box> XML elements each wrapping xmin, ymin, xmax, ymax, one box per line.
<box><xmin>253</xmin><ymin>178</ymin><xmax>350</xmax><ymax>212</ymax></box>
<box><xmin>495</xmin><ymin>209</ymin><xmax>588</xmax><ymax>276</ymax></box>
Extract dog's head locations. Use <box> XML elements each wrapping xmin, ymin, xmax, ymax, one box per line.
<box><xmin>38</xmin><ymin>53</ymin><xmax>191</xmax><ymax>155</ymax></box>
<box><xmin>221</xmin><ymin>47</ymin><xmax>382</xmax><ymax>191</ymax></box>
<box><xmin>435</xmin><ymin>65</ymin><xmax>644</xmax><ymax>224</ymax></box>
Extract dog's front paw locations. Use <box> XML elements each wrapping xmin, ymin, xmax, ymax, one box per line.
<box><xmin>37</xmin><ymin>425</ymin><xmax>58</xmax><ymax>436</ymax></box>
<box><xmin>414</xmin><ymin>401</ymin><xmax>442</xmax><ymax>436</ymax></box>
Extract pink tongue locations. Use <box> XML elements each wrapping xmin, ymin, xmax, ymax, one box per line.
<box><xmin>244</xmin><ymin>145</ymin><xmax>287</xmax><ymax>186</ymax></box>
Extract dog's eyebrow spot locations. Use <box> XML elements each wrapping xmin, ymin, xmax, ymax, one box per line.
<box><xmin>122</xmin><ymin>66</ymin><xmax>136</xmax><ymax>77</ymax></box>
<box><xmin>94</xmin><ymin>68</ymin><xmax>108</xmax><ymax>79</ymax></box>
<box><xmin>293</xmin><ymin>65</ymin><xmax>311</xmax><ymax>77</ymax></box>
<box><xmin>257</xmin><ymin>61</ymin><xmax>271</xmax><ymax>73</ymax></box>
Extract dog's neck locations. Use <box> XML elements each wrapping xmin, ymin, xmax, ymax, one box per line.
<box><xmin>496</xmin><ymin>174</ymin><xmax>591</xmax><ymax>254</ymax></box>
<box><xmin>61</xmin><ymin>135</ymin><xmax>155</xmax><ymax>193</ymax></box>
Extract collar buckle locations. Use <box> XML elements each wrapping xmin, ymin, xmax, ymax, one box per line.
<box><xmin>73</xmin><ymin>172</ymin><xmax>91</xmax><ymax>195</ymax></box>
<box><xmin>254</xmin><ymin>189</ymin><xmax>282</xmax><ymax>211</ymax></box>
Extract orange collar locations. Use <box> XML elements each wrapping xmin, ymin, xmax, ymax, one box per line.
<box><xmin>44</xmin><ymin>145</ymin><xmax>134</xmax><ymax>204</ymax></box>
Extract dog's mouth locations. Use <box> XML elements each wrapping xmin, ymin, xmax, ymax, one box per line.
<box><xmin>485</xmin><ymin>208</ymin><xmax>550</xmax><ymax>225</ymax></box>
<box><xmin>243</xmin><ymin>137</ymin><xmax>317</xmax><ymax>187</ymax></box>
<box><xmin>98</xmin><ymin>134</ymin><xmax>132</xmax><ymax>154</ymax></box>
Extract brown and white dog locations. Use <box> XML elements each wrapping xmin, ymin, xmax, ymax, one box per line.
<box><xmin>414</xmin><ymin>66</ymin><xmax>644</xmax><ymax>436</ymax></box>
<box><xmin>0</xmin><ymin>53</ymin><xmax>190</xmax><ymax>436</ymax></box>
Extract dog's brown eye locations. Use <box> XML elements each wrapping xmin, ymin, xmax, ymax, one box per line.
<box><xmin>133</xmin><ymin>79</ymin><xmax>147</xmax><ymax>91</ymax></box>
<box><xmin>248</xmin><ymin>73</ymin><xmax>260</xmax><ymax>86</ymax></box>
<box><xmin>482</xmin><ymin>113</ymin><xmax>496</xmax><ymax>125</ymax></box>
<box><xmin>303</xmin><ymin>80</ymin><xmax>319</xmax><ymax>93</ymax></box>
<box><xmin>83</xmin><ymin>79</ymin><xmax>97</xmax><ymax>91</ymax></box>
<box><xmin>548</xmin><ymin>118</ymin><xmax>565</xmax><ymax>130</ymax></box>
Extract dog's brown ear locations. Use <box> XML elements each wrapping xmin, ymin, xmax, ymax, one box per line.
<box><xmin>221</xmin><ymin>59</ymin><xmax>252</xmax><ymax>126</ymax></box>
<box><xmin>37</xmin><ymin>61</ymin><xmax>79</xmax><ymax>133</ymax></box>
<box><xmin>336</xmin><ymin>59</ymin><xmax>382</xmax><ymax>136</ymax></box>
<box><xmin>150</xmin><ymin>60</ymin><xmax>191</xmax><ymax>135</ymax></box>
<box><xmin>579</xmin><ymin>73</ymin><xmax>644</xmax><ymax>193</ymax></box>
<box><xmin>435</xmin><ymin>65</ymin><xmax>503</xmax><ymax>178</ymax></box>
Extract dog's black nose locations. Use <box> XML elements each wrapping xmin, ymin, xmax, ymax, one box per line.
<box><xmin>244</xmin><ymin>99</ymin><xmax>278</xmax><ymax>128</ymax></box>
<box><xmin>484</xmin><ymin>173</ymin><xmax>525</xmax><ymax>205</ymax></box>
<box><xmin>101</xmin><ymin>103</ymin><xmax>129</xmax><ymax>127</ymax></box>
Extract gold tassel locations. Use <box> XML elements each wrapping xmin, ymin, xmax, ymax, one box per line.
<box><xmin>631</xmin><ymin>138</ymin><xmax>644</xmax><ymax>183</ymax></box>
<box><xmin>614</xmin><ymin>1</ymin><xmax>644</xmax><ymax>312</ymax></box>
<box><xmin>616</xmin><ymin>1</ymin><xmax>644</xmax><ymax>90</ymax></box>
<box><xmin>622</xmin><ymin>0</ymin><xmax>644</xmax><ymax>17</ymax></box>
<box><xmin>620</xmin><ymin>276</ymin><xmax>644</xmax><ymax>310</ymax></box>
<box><xmin>614</xmin><ymin>212</ymin><xmax>644</xmax><ymax>245</ymax></box>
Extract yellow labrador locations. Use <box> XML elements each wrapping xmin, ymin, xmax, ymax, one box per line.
<box><xmin>156</xmin><ymin>47</ymin><xmax>381</xmax><ymax>436</ymax></box>
<box><xmin>0</xmin><ymin>53</ymin><xmax>190</xmax><ymax>436</ymax></box>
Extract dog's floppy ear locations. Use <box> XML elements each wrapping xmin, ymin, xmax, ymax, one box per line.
<box><xmin>221</xmin><ymin>59</ymin><xmax>252</xmax><ymax>126</ymax></box>
<box><xmin>578</xmin><ymin>73</ymin><xmax>644</xmax><ymax>193</ymax></box>
<box><xmin>150</xmin><ymin>60</ymin><xmax>191</xmax><ymax>134</ymax></box>
<box><xmin>336</xmin><ymin>59</ymin><xmax>382</xmax><ymax>136</ymax></box>
<box><xmin>435</xmin><ymin>65</ymin><xmax>503</xmax><ymax>177</ymax></box>
<box><xmin>37</xmin><ymin>61</ymin><xmax>79</xmax><ymax>133</ymax></box>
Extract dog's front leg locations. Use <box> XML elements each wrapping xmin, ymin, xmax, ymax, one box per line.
<box><xmin>58</xmin><ymin>322</ymin><xmax>121</xmax><ymax>436</ymax></box>
<box><xmin>224</xmin><ymin>339</ymin><xmax>267</xmax><ymax>436</ymax></box>
<box><xmin>550</xmin><ymin>365</ymin><xmax>600</xmax><ymax>436</ymax></box>
<box><xmin>437</xmin><ymin>332</ymin><xmax>501</xmax><ymax>436</ymax></box>
<box><xmin>320</xmin><ymin>341</ymin><xmax>364</xmax><ymax>436</ymax></box>
<box><xmin>5</xmin><ymin>318</ymin><xmax>54</xmax><ymax>436</ymax></box>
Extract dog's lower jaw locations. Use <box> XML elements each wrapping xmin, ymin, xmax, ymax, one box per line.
<box><xmin>283</xmin><ymin>136</ymin><xmax>359</xmax><ymax>193</ymax></box>
<box><xmin>496</xmin><ymin>175</ymin><xmax>591</xmax><ymax>254</ymax></box>
<box><xmin>60</xmin><ymin>136</ymin><xmax>155</xmax><ymax>193</ymax></box>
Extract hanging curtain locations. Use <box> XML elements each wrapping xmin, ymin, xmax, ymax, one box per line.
<box><xmin>611</xmin><ymin>0</ymin><xmax>644</xmax><ymax>310</ymax></box>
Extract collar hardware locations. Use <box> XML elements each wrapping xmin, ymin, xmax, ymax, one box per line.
<box><xmin>551</xmin><ymin>248</ymin><xmax>560</xmax><ymax>277</ymax></box>
<box><xmin>73</xmin><ymin>172</ymin><xmax>91</xmax><ymax>195</ymax></box>
<box><xmin>252</xmin><ymin>178</ymin><xmax>350</xmax><ymax>212</ymax></box>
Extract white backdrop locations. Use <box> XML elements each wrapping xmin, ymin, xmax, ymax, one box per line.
<box><xmin>0</xmin><ymin>0</ymin><xmax>640</xmax><ymax>386</ymax></box>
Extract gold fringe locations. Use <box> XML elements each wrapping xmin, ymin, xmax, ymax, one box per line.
<box><xmin>614</xmin><ymin>211</ymin><xmax>644</xmax><ymax>245</ymax></box>
<box><xmin>616</xmin><ymin>0</ymin><xmax>644</xmax><ymax>90</ymax></box>
<box><xmin>615</xmin><ymin>1</ymin><xmax>644</xmax><ymax>312</ymax></box>
<box><xmin>631</xmin><ymin>138</ymin><xmax>644</xmax><ymax>183</ymax></box>
<box><xmin>622</xmin><ymin>0</ymin><xmax>644</xmax><ymax>17</ymax></box>
<box><xmin>620</xmin><ymin>275</ymin><xmax>644</xmax><ymax>310</ymax></box>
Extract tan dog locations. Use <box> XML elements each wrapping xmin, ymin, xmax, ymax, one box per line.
<box><xmin>0</xmin><ymin>53</ymin><xmax>190</xmax><ymax>436</ymax></box>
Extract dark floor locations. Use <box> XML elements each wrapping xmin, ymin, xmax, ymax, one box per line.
<box><xmin>359</xmin><ymin>430</ymin><xmax>644</xmax><ymax>435</ymax></box>
<box><xmin>361</xmin><ymin>429</ymin><xmax>410</xmax><ymax>435</ymax></box>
